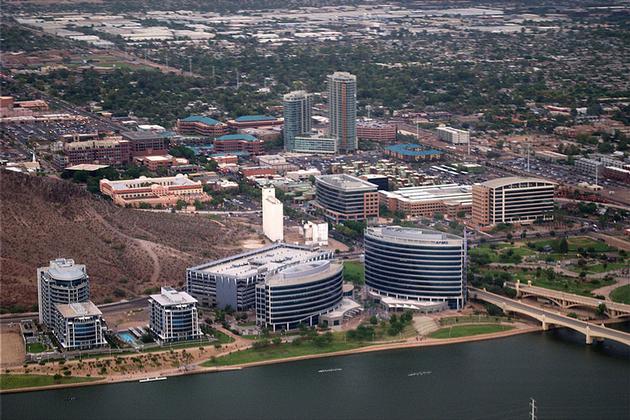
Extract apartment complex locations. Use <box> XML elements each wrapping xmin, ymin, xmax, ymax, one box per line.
<box><xmin>315</xmin><ymin>174</ymin><xmax>379</xmax><ymax>222</ymax></box>
<box><xmin>176</xmin><ymin>115</ymin><xmax>228</xmax><ymax>137</ymax></box>
<box><xmin>293</xmin><ymin>135</ymin><xmax>337</xmax><ymax>154</ymax></box>
<box><xmin>255</xmin><ymin>260</ymin><xmax>343</xmax><ymax>331</ymax></box>
<box><xmin>356</xmin><ymin>120</ymin><xmax>397</xmax><ymax>142</ymax></box>
<box><xmin>99</xmin><ymin>174</ymin><xmax>209</xmax><ymax>207</ymax></box>
<box><xmin>149</xmin><ymin>287</ymin><xmax>201</xmax><ymax>344</ymax></box>
<box><xmin>365</xmin><ymin>227</ymin><xmax>466</xmax><ymax>311</ymax></box>
<box><xmin>53</xmin><ymin>302</ymin><xmax>107</xmax><ymax>350</ymax></box>
<box><xmin>283</xmin><ymin>90</ymin><xmax>313</xmax><ymax>151</ymax></box>
<box><xmin>262</xmin><ymin>187</ymin><xmax>284</xmax><ymax>242</ymax></box>
<box><xmin>380</xmin><ymin>184</ymin><xmax>473</xmax><ymax>218</ymax></box>
<box><xmin>328</xmin><ymin>71</ymin><xmax>357</xmax><ymax>153</ymax></box>
<box><xmin>214</xmin><ymin>134</ymin><xmax>264</xmax><ymax>155</ymax></box>
<box><xmin>38</xmin><ymin>258</ymin><xmax>90</xmax><ymax>328</ymax></box>
<box><xmin>436</xmin><ymin>125</ymin><xmax>470</xmax><ymax>144</ymax></box>
<box><xmin>186</xmin><ymin>243</ymin><xmax>333</xmax><ymax>310</ymax></box>
<box><xmin>472</xmin><ymin>177</ymin><xmax>556</xmax><ymax>227</ymax></box>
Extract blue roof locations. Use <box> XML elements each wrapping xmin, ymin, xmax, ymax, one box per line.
<box><xmin>385</xmin><ymin>143</ymin><xmax>443</xmax><ymax>156</ymax></box>
<box><xmin>182</xmin><ymin>115</ymin><xmax>222</xmax><ymax>126</ymax></box>
<box><xmin>234</xmin><ymin>115</ymin><xmax>276</xmax><ymax>122</ymax></box>
<box><xmin>216</xmin><ymin>134</ymin><xmax>258</xmax><ymax>142</ymax></box>
<box><xmin>211</xmin><ymin>151</ymin><xmax>250</xmax><ymax>157</ymax></box>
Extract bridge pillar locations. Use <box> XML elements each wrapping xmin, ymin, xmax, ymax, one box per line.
<box><xmin>541</xmin><ymin>314</ymin><xmax>548</xmax><ymax>331</ymax></box>
<box><xmin>515</xmin><ymin>280</ymin><xmax>521</xmax><ymax>297</ymax></box>
<box><xmin>585</xmin><ymin>325</ymin><xmax>593</xmax><ymax>345</ymax></box>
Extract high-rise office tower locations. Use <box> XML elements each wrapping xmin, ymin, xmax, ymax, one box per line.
<box><xmin>283</xmin><ymin>90</ymin><xmax>313</xmax><ymax>151</ymax></box>
<box><xmin>327</xmin><ymin>72</ymin><xmax>357</xmax><ymax>153</ymax></box>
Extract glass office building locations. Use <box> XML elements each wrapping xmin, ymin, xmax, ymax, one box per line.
<box><xmin>365</xmin><ymin>226</ymin><xmax>466</xmax><ymax>310</ymax></box>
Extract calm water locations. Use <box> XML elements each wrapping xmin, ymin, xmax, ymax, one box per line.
<box><xmin>2</xmin><ymin>328</ymin><xmax>629</xmax><ymax>420</ymax></box>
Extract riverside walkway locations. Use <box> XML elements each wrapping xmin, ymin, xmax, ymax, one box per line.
<box><xmin>469</xmin><ymin>287</ymin><xmax>630</xmax><ymax>347</ymax></box>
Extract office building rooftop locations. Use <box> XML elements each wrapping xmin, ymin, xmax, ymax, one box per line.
<box><xmin>150</xmin><ymin>287</ymin><xmax>197</xmax><ymax>306</ymax></box>
<box><xmin>265</xmin><ymin>260</ymin><xmax>342</xmax><ymax>287</ymax></box>
<box><xmin>56</xmin><ymin>301</ymin><xmax>102</xmax><ymax>318</ymax></box>
<box><xmin>366</xmin><ymin>226</ymin><xmax>463</xmax><ymax>245</ymax></box>
<box><xmin>380</xmin><ymin>184</ymin><xmax>472</xmax><ymax>205</ymax></box>
<box><xmin>316</xmin><ymin>174</ymin><xmax>378</xmax><ymax>192</ymax></box>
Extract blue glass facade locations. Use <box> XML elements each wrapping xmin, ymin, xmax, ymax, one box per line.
<box><xmin>365</xmin><ymin>227</ymin><xmax>466</xmax><ymax>309</ymax></box>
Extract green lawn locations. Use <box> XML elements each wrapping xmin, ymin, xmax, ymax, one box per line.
<box><xmin>610</xmin><ymin>285</ymin><xmax>630</xmax><ymax>304</ymax></box>
<box><xmin>26</xmin><ymin>343</ymin><xmax>48</xmax><ymax>353</ymax></box>
<box><xmin>343</xmin><ymin>261</ymin><xmax>365</xmax><ymax>285</ymax></box>
<box><xmin>439</xmin><ymin>315</ymin><xmax>512</xmax><ymax>326</ymax></box>
<box><xmin>567</xmin><ymin>262</ymin><xmax>627</xmax><ymax>274</ymax></box>
<box><xmin>519</xmin><ymin>271</ymin><xmax>615</xmax><ymax>297</ymax></box>
<box><xmin>429</xmin><ymin>324</ymin><xmax>514</xmax><ymax>339</ymax></box>
<box><xmin>0</xmin><ymin>374</ymin><xmax>101</xmax><ymax>391</ymax></box>
<box><xmin>202</xmin><ymin>339</ymin><xmax>365</xmax><ymax>367</ymax></box>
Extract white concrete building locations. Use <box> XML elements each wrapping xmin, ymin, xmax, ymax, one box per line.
<box><xmin>53</xmin><ymin>302</ymin><xmax>107</xmax><ymax>350</ymax></box>
<box><xmin>262</xmin><ymin>187</ymin><xmax>284</xmax><ymax>242</ymax></box>
<box><xmin>436</xmin><ymin>125</ymin><xmax>470</xmax><ymax>145</ymax></box>
<box><xmin>304</xmin><ymin>221</ymin><xmax>329</xmax><ymax>245</ymax></box>
<box><xmin>149</xmin><ymin>287</ymin><xmax>201</xmax><ymax>344</ymax></box>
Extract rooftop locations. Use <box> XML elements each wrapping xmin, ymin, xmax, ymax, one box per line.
<box><xmin>380</xmin><ymin>184</ymin><xmax>472</xmax><ymax>205</ymax></box>
<box><xmin>386</xmin><ymin>143</ymin><xmax>443</xmax><ymax>157</ymax></box>
<box><xmin>121</xmin><ymin>131</ymin><xmax>170</xmax><ymax>141</ymax></box>
<box><xmin>234</xmin><ymin>115</ymin><xmax>277</xmax><ymax>122</ymax></box>
<box><xmin>55</xmin><ymin>301</ymin><xmax>101</xmax><ymax>318</ymax></box>
<box><xmin>188</xmin><ymin>243</ymin><xmax>331</xmax><ymax>279</ymax></box>
<box><xmin>366</xmin><ymin>226</ymin><xmax>463</xmax><ymax>245</ymax></box>
<box><xmin>480</xmin><ymin>177</ymin><xmax>557</xmax><ymax>189</ymax></box>
<box><xmin>101</xmin><ymin>174</ymin><xmax>199</xmax><ymax>191</ymax></box>
<box><xmin>216</xmin><ymin>133</ymin><xmax>259</xmax><ymax>142</ymax></box>
<box><xmin>265</xmin><ymin>260</ymin><xmax>342</xmax><ymax>287</ymax></box>
<box><xmin>150</xmin><ymin>287</ymin><xmax>197</xmax><ymax>306</ymax></box>
<box><xmin>44</xmin><ymin>258</ymin><xmax>87</xmax><ymax>281</ymax></box>
<box><xmin>181</xmin><ymin>115</ymin><xmax>222</xmax><ymax>126</ymax></box>
<box><xmin>316</xmin><ymin>174</ymin><xmax>378</xmax><ymax>192</ymax></box>
<box><xmin>65</xmin><ymin>164</ymin><xmax>110</xmax><ymax>172</ymax></box>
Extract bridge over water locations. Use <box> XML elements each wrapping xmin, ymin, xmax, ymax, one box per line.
<box><xmin>469</xmin><ymin>287</ymin><xmax>630</xmax><ymax>347</ymax></box>
<box><xmin>508</xmin><ymin>280</ymin><xmax>630</xmax><ymax>319</ymax></box>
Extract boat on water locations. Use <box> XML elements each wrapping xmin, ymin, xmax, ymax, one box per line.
<box><xmin>317</xmin><ymin>368</ymin><xmax>343</xmax><ymax>373</ymax></box>
<box><xmin>407</xmin><ymin>371</ymin><xmax>432</xmax><ymax>377</ymax></box>
<box><xmin>139</xmin><ymin>377</ymin><xmax>167</xmax><ymax>383</ymax></box>
<box><xmin>64</xmin><ymin>397</ymin><xmax>76</xmax><ymax>402</ymax></box>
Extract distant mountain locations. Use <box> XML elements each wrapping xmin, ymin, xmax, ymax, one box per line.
<box><xmin>0</xmin><ymin>171</ymin><xmax>251</xmax><ymax>311</ymax></box>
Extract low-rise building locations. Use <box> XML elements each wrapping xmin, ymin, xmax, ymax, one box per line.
<box><xmin>134</xmin><ymin>155</ymin><xmax>189</xmax><ymax>171</ymax></box>
<box><xmin>186</xmin><ymin>243</ymin><xmax>333</xmax><ymax>310</ymax></box>
<box><xmin>380</xmin><ymin>184</ymin><xmax>473</xmax><ymax>218</ymax></box>
<box><xmin>149</xmin><ymin>287</ymin><xmax>201</xmax><ymax>344</ymax></box>
<box><xmin>315</xmin><ymin>174</ymin><xmax>379</xmax><ymax>222</ymax></box>
<box><xmin>53</xmin><ymin>302</ymin><xmax>107</xmax><ymax>350</ymax></box>
<box><xmin>536</xmin><ymin>150</ymin><xmax>568</xmax><ymax>162</ymax></box>
<box><xmin>176</xmin><ymin>115</ymin><xmax>228</xmax><ymax>138</ymax></box>
<box><xmin>356</xmin><ymin>120</ymin><xmax>397</xmax><ymax>142</ymax></box>
<box><xmin>56</xmin><ymin>137</ymin><xmax>131</xmax><ymax>169</ymax></box>
<box><xmin>214</xmin><ymin>134</ymin><xmax>264</xmax><ymax>155</ymax></box>
<box><xmin>436</xmin><ymin>125</ymin><xmax>469</xmax><ymax>144</ymax></box>
<box><xmin>227</xmin><ymin>115</ymin><xmax>283</xmax><ymax>129</ymax></box>
<box><xmin>575</xmin><ymin>158</ymin><xmax>603</xmax><ymax>176</ymax></box>
<box><xmin>120</xmin><ymin>131</ymin><xmax>171</xmax><ymax>157</ymax></box>
<box><xmin>293</xmin><ymin>135</ymin><xmax>337</xmax><ymax>154</ymax></box>
<box><xmin>99</xmin><ymin>174</ymin><xmax>209</xmax><ymax>207</ymax></box>
<box><xmin>385</xmin><ymin>143</ymin><xmax>443</xmax><ymax>162</ymax></box>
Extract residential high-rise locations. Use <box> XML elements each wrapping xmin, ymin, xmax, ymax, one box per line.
<box><xmin>149</xmin><ymin>287</ymin><xmax>201</xmax><ymax>344</ymax></box>
<box><xmin>37</xmin><ymin>258</ymin><xmax>90</xmax><ymax>328</ymax></box>
<box><xmin>472</xmin><ymin>177</ymin><xmax>556</xmax><ymax>227</ymax></box>
<box><xmin>283</xmin><ymin>90</ymin><xmax>313</xmax><ymax>151</ymax></box>
<box><xmin>365</xmin><ymin>226</ymin><xmax>466</xmax><ymax>311</ymax></box>
<box><xmin>327</xmin><ymin>72</ymin><xmax>357</xmax><ymax>153</ymax></box>
<box><xmin>53</xmin><ymin>302</ymin><xmax>107</xmax><ymax>350</ymax></box>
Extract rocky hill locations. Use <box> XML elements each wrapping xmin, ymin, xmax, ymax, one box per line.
<box><xmin>0</xmin><ymin>171</ymin><xmax>255</xmax><ymax>311</ymax></box>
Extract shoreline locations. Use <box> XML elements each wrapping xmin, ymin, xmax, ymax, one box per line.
<box><xmin>1</xmin><ymin>325</ymin><xmax>540</xmax><ymax>394</ymax></box>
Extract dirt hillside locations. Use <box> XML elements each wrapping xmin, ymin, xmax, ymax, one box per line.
<box><xmin>0</xmin><ymin>171</ymin><xmax>254</xmax><ymax>310</ymax></box>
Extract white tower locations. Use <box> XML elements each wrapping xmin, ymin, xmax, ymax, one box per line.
<box><xmin>262</xmin><ymin>187</ymin><xmax>284</xmax><ymax>242</ymax></box>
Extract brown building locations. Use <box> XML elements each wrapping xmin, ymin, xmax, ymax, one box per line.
<box><xmin>356</xmin><ymin>121</ymin><xmax>397</xmax><ymax>142</ymax></box>
<box><xmin>121</xmin><ymin>131</ymin><xmax>170</xmax><ymax>157</ymax></box>
<box><xmin>214</xmin><ymin>134</ymin><xmax>264</xmax><ymax>156</ymax></box>
<box><xmin>380</xmin><ymin>184</ymin><xmax>472</xmax><ymax>219</ymax></box>
<box><xmin>100</xmin><ymin>174</ymin><xmax>209</xmax><ymax>207</ymax></box>
<box><xmin>176</xmin><ymin>115</ymin><xmax>228</xmax><ymax>137</ymax></box>
<box><xmin>226</xmin><ymin>115</ymin><xmax>282</xmax><ymax>129</ymax></box>
<box><xmin>472</xmin><ymin>177</ymin><xmax>556</xmax><ymax>227</ymax></box>
<box><xmin>56</xmin><ymin>138</ymin><xmax>131</xmax><ymax>169</ymax></box>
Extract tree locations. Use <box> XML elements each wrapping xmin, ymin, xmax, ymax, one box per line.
<box><xmin>559</xmin><ymin>237</ymin><xmax>569</xmax><ymax>254</ymax></box>
<box><xmin>596</xmin><ymin>303</ymin><xmax>607</xmax><ymax>317</ymax></box>
<box><xmin>369</xmin><ymin>315</ymin><xmax>378</xmax><ymax>325</ymax></box>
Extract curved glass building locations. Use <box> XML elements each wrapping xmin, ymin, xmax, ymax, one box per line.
<box><xmin>255</xmin><ymin>260</ymin><xmax>343</xmax><ymax>331</ymax></box>
<box><xmin>37</xmin><ymin>258</ymin><xmax>90</xmax><ymax>327</ymax></box>
<box><xmin>365</xmin><ymin>227</ymin><xmax>466</xmax><ymax>310</ymax></box>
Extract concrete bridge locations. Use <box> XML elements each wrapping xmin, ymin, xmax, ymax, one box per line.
<box><xmin>469</xmin><ymin>287</ymin><xmax>630</xmax><ymax>347</ymax></box>
<box><xmin>508</xmin><ymin>280</ymin><xmax>630</xmax><ymax>319</ymax></box>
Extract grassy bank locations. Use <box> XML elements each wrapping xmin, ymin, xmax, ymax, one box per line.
<box><xmin>610</xmin><ymin>285</ymin><xmax>630</xmax><ymax>304</ymax></box>
<box><xmin>429</xmin><ymin>324</ymin><xmax>513</xmax><ymax>339</ymax></box>
<box><xmin>202</xmin><ymin>340</ymin><xmax>366</xmax><ymax>367</ymax></box>
<box><xmin>343</xmin><ymin>261</ymin><xmax>365</xmax><ymax>285</ymax></box>
<box><xmin>0</xmin><ymin>374</ymin><xmax>101</xmax><ymax>391</ymax></box>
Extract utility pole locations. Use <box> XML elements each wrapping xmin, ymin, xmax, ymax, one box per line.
<box><xmin>529</xmin><ymin>398</ymin><xmax>537</xmax><ymax>420</ymax></box>
<box><xmin>188</xmin><ymin>56</ymin><xmax>192</xmax><ymax>74</ymax></box>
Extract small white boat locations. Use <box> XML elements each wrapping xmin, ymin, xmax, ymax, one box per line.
<box><xmin>318</xmin><ymin>368</ymin><xmax>343</xmax><ymax>373</ymax></box>
<box><xmin>139</xmin><ymin>376</ymin><xmax>167</xmax><ymax>383</ymax></box>
<box><xmin>407</xmin><ymin>371</ymin><xmax>432</xmax><ymax>377</ymax></box>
